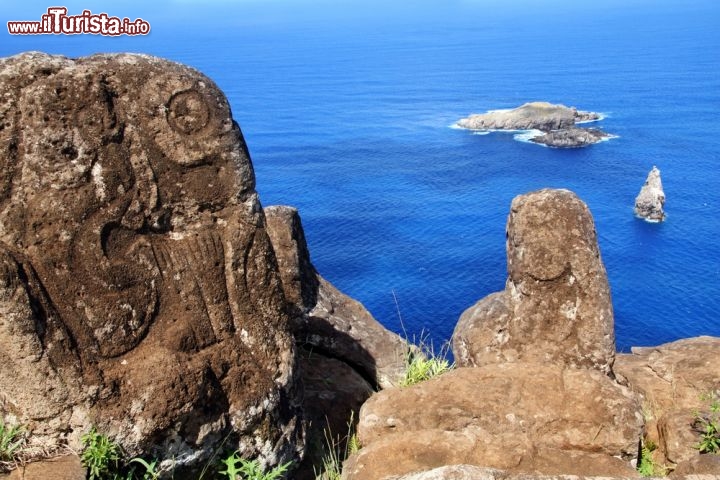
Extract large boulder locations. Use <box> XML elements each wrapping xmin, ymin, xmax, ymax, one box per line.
<box><xmin>452</xmin><ymin>189</ymin><xmax>615</xmax><ymax>374</ymax></box>
<box><xmin>0</xmin><ymin>52</ymin><xmax>302</xmax><ymax>470</ymax></box>
<box><xmin>342</xmin><ymin>365</ymin><xmax>643</xmax><ymax>480</ymax></box>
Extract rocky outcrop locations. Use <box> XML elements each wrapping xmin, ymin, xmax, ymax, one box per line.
<box><xmin>530</xmin><ymin>127</ymin><xmax>611</xmax><ymax>148</ymax></box>
<box><xmin>452</xmin><ymin>189</ymin><xmax>616</xmax><ymax>374</ymax></box>
<box><xmin>342</xmin><ymin>365</ymin><xmax>642</xmax><ymax>480</ymax></box>
<box><xmin>264</xmin><ymin>205</ymin><xmax>407</xmax><ymax>479</ymax></box>
<box><xmin>264</xmin><ymin>205</ymin><xmax>407</xmax><ymax>390</ymax></box>
<box><xmin>0</xmin><ymin>52</ymin><xmax>302</xmax><ymax>471</ymax></box>
<box><xmin>456</xmin><ymin>102</ymin><xmax>599</xmax><ymax>131</ymax></box>
<box><xmin>634</xmin><ymin>166</ymin><xmax>666</xmax><ymax>222</ymax></box>
<box><xmin>614</xmin><ymin>337</ymin><xmax>720</xmax><ymax>470</ymax></box>
<box><xmin>455</xmin><ymin>102</ymin><xmax>610</xmax><ymax>148</ymax></box>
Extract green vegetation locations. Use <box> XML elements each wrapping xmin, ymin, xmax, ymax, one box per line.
<box><xmin>399</xmin><ymin>339</ymin><xmax>454</xmax><ymax>387</ymax></box>
<box><xmin>694</xmin><ymin>391</ymin><xmax>720</xmax><ymax>454</ymax></box>
<box><xmin>81</xmin><ymin>427</ymin><xmax>122</xmax><ymax>480</ymax></box>
<box><xmin>128</xmin><ymin>457</ymin><xmax>162</xmax><ymax>480</ymax></box>
<box><xmin>78</xmin><ymin>426</ymin><xmax>296</xmax><ymax>479</ymax></box>
<box><xmin>638</xmin><ymin>439</ymin><xmax>667</xmax><ymax>477</ymax></box>
<box><xmin>392</xmin><ymin>290</ymin><xmax>454</xmax><ymax>388</ymax></box>
<box><xmin>218</xmin><ymin>454</ymin><xmax>291</xmax><ymax>480</ymax></box>
<box><xmin>315</xmin><ymin>413</ymin><xmax>361</xmax><ymax>480</ymax></box>
<box><xmin>0</xmin><ymin>420</ymin><xmax>25</xmax><ymax>464</ymax></box>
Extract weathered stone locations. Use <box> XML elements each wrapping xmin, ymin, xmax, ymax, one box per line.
<box><xmin>6</xmin><ymin>455</ymin><xmax>85</xmax><ymax>480</ymax></box>
<box><xmin>452</xmin><ymin>189</ymin><xmax>615</xmax><ymax>374</ymax></box>
<box><xmin>342</xmin><ymin>365</ymin><xmax>643</xmax><ymax>480</ymax></box>
<box><xmin>634</xmin><ymin>166</ymin><xmax>666</xmax><ymax>222</ymax></box>
<box><xmin>615</xmin><ymin>336</ymin><xmax>720</xmax><ymax>470</ymax></box>
<box><xmin>657</xmin><ymin>410</ymin><xmax>701</xmax><ymax>466</ymax></box>
<box><xmin>0</xmin><ymin>52</ymin><xmax>302</xmax><ymax>471</ymax></box>
<box><xmin>264</xmin><ymin>205</ymin><xmax>407</xmax><ymax>389</ymax></box>
<box><xmin>615</xmin><ymin>337</ymin><xmax>720</xmax><ymax>414</ymax></box>
<box><xmin>388</xmin><ymin>465</ymin><xmax>719</xmax><ymax>480</ymax></box>
<box><xmin>294</xmin><ymin>347</ymin><xmax>373</xmax><ymax>480</ymax></box>
<box><xmin>669</xmin><ymin>454</ymin><xmax>720</xmax><ymax>477</ymax></box>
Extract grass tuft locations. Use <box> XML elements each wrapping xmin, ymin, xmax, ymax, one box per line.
<box><xmin>399</xmin><ymin>336</ymin><xmax>454</xmax><ymax>387</ymax></box>
<box><xmin>0</xmin><ymin>420</ymin><xmax>25</xmax><ymax>466</ymax></box>
<box><xmin>314</xmin><ymin>412</ymin><xmax>360</xmax><ymax>480</ymax></box>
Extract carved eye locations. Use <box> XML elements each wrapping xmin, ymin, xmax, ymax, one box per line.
<box><xmin>166</xmin><ymin>90</ymin><xmax>210</xmax><ymax>135</ymax></box>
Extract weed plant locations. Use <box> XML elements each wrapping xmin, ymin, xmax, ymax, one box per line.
<box><xmin>694</xmin><ymin>391</ymin><xmax>720</xmax><ymax>454</ymax></box>
<box><xmin>0</xmin><ymin>421</ymin><xmax>25</xmax><ymax>466</ymax></box>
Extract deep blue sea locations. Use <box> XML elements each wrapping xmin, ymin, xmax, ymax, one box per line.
<box><xmin>3</xmin><ymin>0</ymin><xmax>719</xmax><ymax>352</ymax></box>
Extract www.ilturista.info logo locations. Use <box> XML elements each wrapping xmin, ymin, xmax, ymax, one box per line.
<box><xmin>8</xmin><ymin>7</ymin><xmax>150</xmax><ymax>36</ymax></box>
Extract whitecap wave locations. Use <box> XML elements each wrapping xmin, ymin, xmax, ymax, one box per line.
<box><xmin>472</xmin><ymin>130</ymin><xmax>491</xmax><ymax>136</ymax></box>
<box><xmin>512</xmin><ymin>129</ymin><xmax>545</xmax><ymax>143</ymax></box>
<box><xmin>597</xmin><ymin>133</ymin><xmax>619</xmax><ymax>143</ymax></box>
<box><xmin>576</xmin><ymin>113</ymin><xmax>606</xmax><ymax>124</ymax></box>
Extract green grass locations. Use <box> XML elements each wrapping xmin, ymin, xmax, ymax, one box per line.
<box><xmin>0</xmin><ymin>421</ymin><xmax>25</xmax><ymax>464</ymax></box>
<box><xmin>392</xmin><ymin>290</ymin><xmax>454</xmax><ymax>388</ymax></box>
<box><xmin>314</xmin><ymin>413</ymin><xmax>360</xmax><ymax>480</ymax></box>
<box><xmin>399</xmin><ymin>336</ymin><xmax>454</xmax><ymax>387</ymax></box>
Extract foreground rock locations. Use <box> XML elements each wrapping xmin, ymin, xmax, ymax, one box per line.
<box><xmin>455</xmin><ymin>102</ymin><xmax>610</xmax><ymax>148</ymax></box>
<box><xmin>342</xmin><ymin>365</ymin><xmax>643</xmax><ymax>480</ymax></box>
<box><xmin>453</xmin><ymin>189</ymin><xmax>616</xmax><ymax>374</ymax></box>
<box><xmin>456</xmin><ymin>102</ymin><xmax>600</xmax><ymax>131</ymax></box>
<box><xmin>386</xmin><ymin>465</ymin><xmax>720</xmax><ymax>480</ymax></box>
<box><xmin>0</xmin><ymin>52</ymin><xmax>302</xmax><ymax>471</ymax></box>
<box><xmin>634</xmin><ymin>166</ymin><xmax>666</xmax><ymax>222</ymax></box>
<box><xmin>530</xmin><ymin>127</ymin><xmax>611</xmax><ymax>148</ymax></box>
<box><xmin>615</xmin><ymin>336</ymin><xmax>720</xmax><ymax>470</ymax></box>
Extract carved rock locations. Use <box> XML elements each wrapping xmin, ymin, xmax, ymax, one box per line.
<box><xmin>452</xmin><ymin>189</ymin><xmax>615</xmax><ymax>374</ymax></box>
<box><xmin>0</xmin><ymin>52</ymin><xmax>302</xmax><ymax>470</ymax></box>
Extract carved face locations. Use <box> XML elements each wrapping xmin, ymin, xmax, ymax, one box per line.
<box><xmin>0</xmin><ymin>53</ymin><xmax>298</xmax><ymax>462</ymax></box>
<box><xmin>1</xmin><ymin>53</ymin><xmax>263</xmax><ymax>359</ymax></box>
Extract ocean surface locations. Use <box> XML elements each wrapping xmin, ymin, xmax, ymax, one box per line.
<box><xmin>3</xmin><ymin>0</ymin><xmax>719</xmax><ymax>352</ymax></box>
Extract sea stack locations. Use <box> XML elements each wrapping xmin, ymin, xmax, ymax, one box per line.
<box><xmin>634</xmin><ymin>166</ymin><xmax>666</xmax><ymax>222</ymax></box>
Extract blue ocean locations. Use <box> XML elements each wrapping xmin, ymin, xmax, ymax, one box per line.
<box><xmin>3</xmin><ymin>0</ymin><xmax>719</xmax><ymax>352</ymax></box>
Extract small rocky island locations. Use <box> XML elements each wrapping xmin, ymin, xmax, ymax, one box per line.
<box><xmin>634</xmin><ymin>166</ymin><xmax>666</xmax><ymax>222</ymax></box>
<box><xmin>455</xmin><ymin>101</ymin><xmax>613</xmax><ymax>148</ymax></box>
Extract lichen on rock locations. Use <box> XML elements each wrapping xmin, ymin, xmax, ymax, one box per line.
<box><xmin>0</xmin><ymin>51</ymin><xmax>302</xmax><ymax>471</ymax></box>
